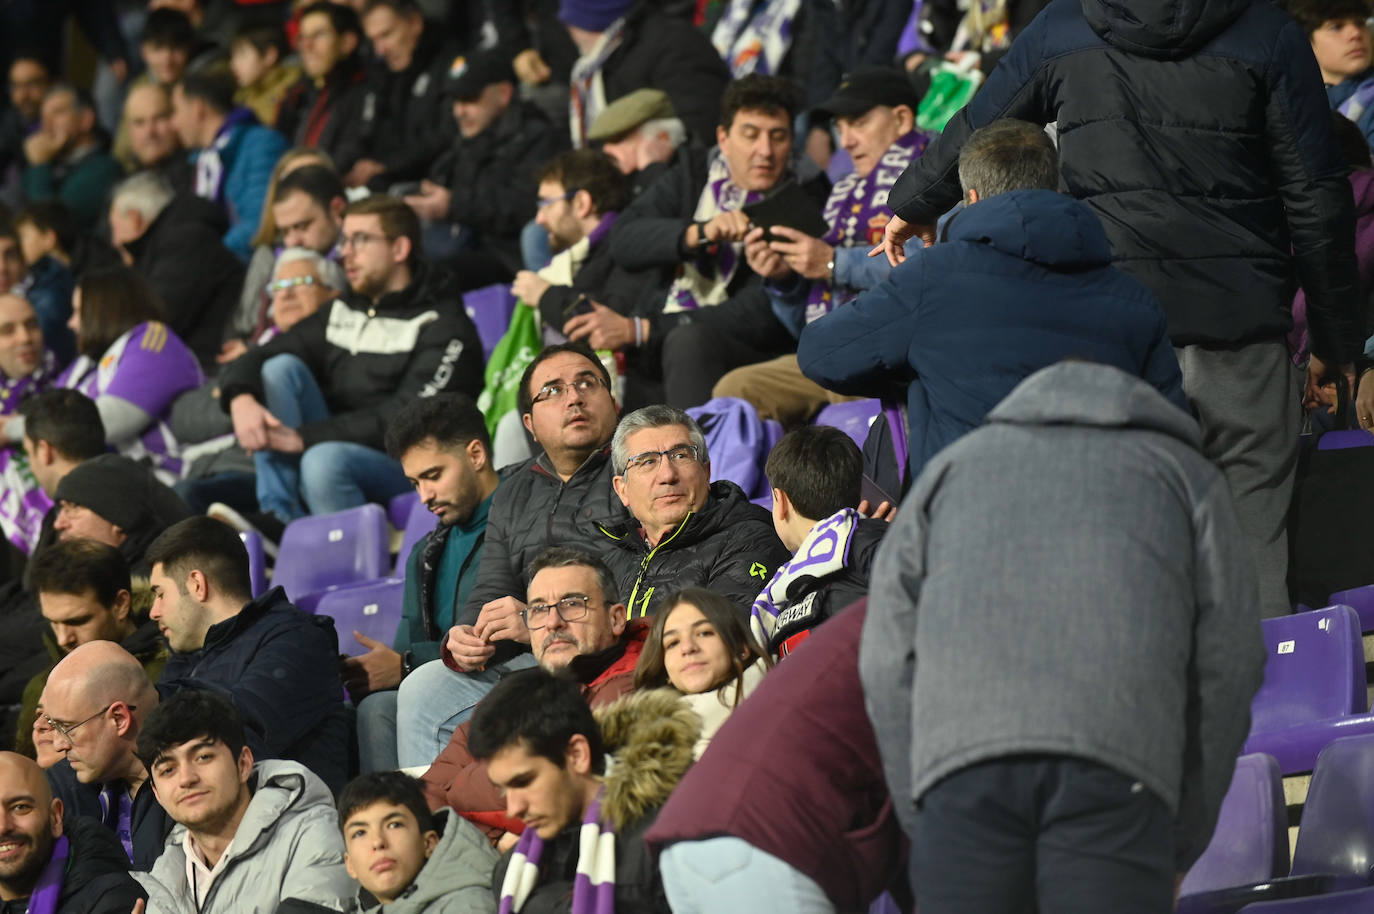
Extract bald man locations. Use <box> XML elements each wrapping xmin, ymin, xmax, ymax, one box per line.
<box><xmin>40</xmin><ymin>642</ymin><xmax>172</xmax><ymax>872</ymax></box>
<box><xmin>0</xmin><ymin>751</ymin><xmax>145</xmax><ymax>910</ymax></box>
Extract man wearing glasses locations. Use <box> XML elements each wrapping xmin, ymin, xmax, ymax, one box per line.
<box><xmin>38</xmin><ymin>641</ymin><xmax>173</xmax><ymax>872</ymax></box>
<box><xmin>421</xmin><ymin>546</ymin><xmax>645</xmax><ymax>834</ymax></box>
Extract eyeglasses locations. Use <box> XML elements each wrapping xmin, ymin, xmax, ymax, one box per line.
<box><xmin>268</xmin><ymin>275</ymin><xmax>320</xmax><ymax>294</ymax></box>
<box><xmin>624</xmin><ymin>444</ymin><xmax>700</xmax><ymax>475</ymax></box>
<box><xmin>339</xmin><ymin>232</ymin><xmax>389</xmax><ymax>250</ymax></box>
<box><xmin>44</xmin><ymin>703</ymin><xmax>134</xmax><ymax>745</ymax></box>
<box><xmin>531</xmin><ymin>374</ymin><xmax>607</xmax><ymax>405</ymax></box>
<box><xmin>536</xmin><ymin>189</ymin><xmax>578</xmax><ymax>209</ymax></box>
<box><xmin>522</xmin><ymin>595</ymin><xmax>596</xmax><ymax>630</ymax></box>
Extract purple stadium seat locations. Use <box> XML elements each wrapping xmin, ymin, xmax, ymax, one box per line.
<box><xmin>1238</xmin><ymin>887</ymin><xmax>1374</xmax><ymax>912</ymax></box>
<box><xmin>464</xmin><ymin>283</ymin><xmax>517</xmax><ymax>359</ymax></box>
<box><xmin>316</xmin><ymin>578</ymin><xmax>405</xmax><ymax>657</ymax></box>
<box><xmin>1328</xmin><ymin>587</ymin><xmax>1374</xmax><ymax>634</ymax></box>
<box><xmin>814</xmin><ymin>399</ymin><xmax>883</xmax><ymax>448</ymax></box>
<box><xmin>387</xmin><ymin>491</ymin><xmax>420</xmax><ymax>530</ymax></box>
<box><xmin>394</xmin><ymin>497</ymin><xmax>439</xmax><ymax>575</ymax></box>
<box><xmin>240</xmin><ymin>531</ymin><xmax>267</xmax><ymax>599</ymax></box>
<box><xmin>1179</xmin><ymin>754</ymin><xmax>1288</xmax><ymax>897</ymax></box>
<box><xmin>273</xmin><ymin>504</ymin><xmax>390</xmax><ymax>610</ymax></box>
<box><xmin>1317</xmin><ymin>430</ymin><xmax>1374</xmax><ymax>450</ymax></box>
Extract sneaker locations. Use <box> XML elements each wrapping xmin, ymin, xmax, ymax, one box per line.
<box><xmin>207</xmin><ymin>503</ymin><xmax>285</xmax><ymax>559</ymax></box>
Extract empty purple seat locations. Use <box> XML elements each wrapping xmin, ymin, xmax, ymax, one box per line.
<box><xmin>1179</xmin><ymin>754</ymin><xmax>1287</xmax><ymax>897</ymax></box>
<box><xmin>464</xmin><ymin>284</ymin><xmax>517</xmax><ymax>359</ymax></box>
<box><xmin>1317</xmin><ymin>430</ymin><xmax>1374</xmax><ymax>451</ymax></box>
<box><xmin>274</xmin><ymin>504</ymin><xmax>390</xmax><ymax>610</ymax></box>
<box><xmin>814</xmin><ymin>399</ymin><xmax>883</xmax><ymax>449</ymax></box>
<box><xmin>240</xmin><ymin>531</ymin><xmax>267</xmax><ymax>599</ymax></box>
<box><xmin>316</xmin><ymin>578</ymin><xmax>405</xmax><ymax>657</ymax></box>
<box><xmin>387</xmin><ymin>491</ymin><xmax>420</xmax><ymax>530</ymax></box>
<box><xmin>394</xmin><ymin>496</ymin><xmax>439</xmax><ymax>575</ymax></box>
<box><xmin>1328</xmin><ymin>587</ymin><xmax>1374</xmax><ymax>634</ymax></box>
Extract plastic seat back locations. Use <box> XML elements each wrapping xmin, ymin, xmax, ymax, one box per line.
<box><xmin>1180</xmin><ymin>754</ymin><xmax>1288</xmax><ymax>896</ymax></box>
<box><xmin>240</xmin><ymin>531</ymin><xmax>267</xmax><ymax>598</ymax></box>
<box><xmin>814</xmin><ymin>398</ymin><xmax>883</xmax><ymax>449</ymax></box>
<box><xmin>274</xmin><ymin>504</ymin><xmax>390</xmax><ymax>604</ymax></box>
<box><xmin>1290</xmin><ymin>732</ymin><xmax>1374</xmax><ymax>880</ymax></box>
<box><xmin>316</xmin><ymin>579</ymin><xmax>405</xmax><ymax>657</ymax></box>
<box><xmin>464</xmin><ymin>284</ymin><xmax>517</xmax><ymax>359</ymax></box>
<box><xmin>1250</xmin><ymin>607</ymin><xmax>1365</xmax><ymax>735</ymax></box>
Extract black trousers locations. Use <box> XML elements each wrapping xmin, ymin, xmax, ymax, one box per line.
<box><xmin>912</xmin><ymin>756</ymin><xmax>1175</xmax><ymax>914</ymax></box>
<box><xmin>660</xmin><ymin>289</ymin><xmax>795</xmax><ymax>409</ymax></box>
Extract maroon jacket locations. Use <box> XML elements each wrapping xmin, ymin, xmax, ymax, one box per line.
<box><xmin>645</xmin><ymin>601</ymin><xmax>909</xmax><ymax>909</ymax></box>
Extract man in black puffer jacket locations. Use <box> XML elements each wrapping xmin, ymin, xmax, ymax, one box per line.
<box><xmin>872</xmin><ymin>0</ymin><xmax>1360</xmax><ymax>618</ymax></box>
<box><xmin>595</xmin><ymin>405</ymin><xmax>789</xmax><ymax>619</ymax></box>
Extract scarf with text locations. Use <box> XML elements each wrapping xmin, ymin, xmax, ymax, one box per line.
<box><xmin>711</xmin><ymin>0</ymin><xmax>802</xmax><ymax>77</ymax></box>
<box><xmin>570</xmin><ymin>18</ymin><xmax>628</xmax><ymax>149</ymax></box>
<box><xmin>750</xmin><ymin>507</ymin><xmax>859</xmax><ymax>655</ymax></box>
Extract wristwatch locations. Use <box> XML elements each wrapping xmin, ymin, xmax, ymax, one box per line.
<box><xmin>401</xmin><ymin>650</ymin><xmax>416</xmax><ymax>679</ymax></box>
<box><xmin>695</xmin><ymin>220</ymin><xmax>711</xmax><ymax>247</ymax></box>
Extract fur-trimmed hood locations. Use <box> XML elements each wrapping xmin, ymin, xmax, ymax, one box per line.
<box><xmin>594</xmin><ymin>689</ymin><xmax>701</xmax><ymax>831</ymax></box>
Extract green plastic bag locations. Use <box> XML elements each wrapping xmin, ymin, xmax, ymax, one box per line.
<box><xmin>477</xmin><ymin>301</ymin><xmax>541</xmax><ymax>436</ymax></box>
<box><xmin>916</xmin><ymin>61</ymin><xmax>984</xmax><ymax>133</ymax></box>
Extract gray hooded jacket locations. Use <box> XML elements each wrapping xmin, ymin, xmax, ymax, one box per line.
<box><xmin>860</xmin><ymin>361</ymin><xmax>1266</xmax><ymax>867</ymax></box>
<box><xmin>136</xmin><ymin>759</ymin><xmax>354</xmax><ymax>914</ymax></box>
<box><xmin>353</xmin><ymin>809</ymin><xmax>497</xmax><ymax>914</ymax></box>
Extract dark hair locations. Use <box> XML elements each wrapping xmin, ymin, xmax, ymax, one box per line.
<box><xmin>384</xmin><ymin>392</ymin><xmax>491</xmax><ymax>460</ymax></box>
<box><xmin>764</xmin><ymin>426</ymin><xmax>862</xmax><ymax>519</ymax></box>
<box><xmin>141</xmin><ymin>8</ymin><xmax>196</xmax><ymax>51</ymax></box>
<box><xmin>525</xmin><ymin>545</ymin><xmax>620</xmax><ymax>605</ymax></box>
<box><xmin>719</xmin><ymin>74</ymin><xmax>796</xmax><ymax>131</ymax></box>
<box><xmin>74</xmin><ymin>266</ymin><xmax>166</xmax><ymax>359</ymax></box>
<box><xmin>1287</xmin><ymin>0</ymin><xmax>1373</xmax><ymax>34</ymax></box>
<box><xmin>21</xmin><ymin>389</ymin><xmax>105</xmax><ymax>460</ymax></box>
<box><xmin>29</xmin><ymin>538</ymin><xmax>131</xmax><ymax>606</ymax></box>
<box><xmin>1333</xmin><ymin>112</ymin><xmax>1373</xmax><ymax>169</ymax></box>
<box><xmin>343</xmin><ymin>195</ymin><xmax>421</xmax><ymax>267</ymax></box>
<box><xmin>468</xmin><ymin>667</ymin><xmax>605</xmax><ymax>774</ymax></box>
<box><xmin>144</xmin><ymin>516</ymin><xmax>253</xmax><ymax>603</ymax></box>
<box><xmin>136</xmin><ymin>688</ymin><xmax>247</xmax><ymax>773</ymax></box>
<box><xmin>177</xmin><ymin>71</ymin><xmax>237</xmax><ymax>115</ymax></box>
<box><xmin>337</xmin><ymin>771</ymin><xmax>434</xmax><ymax>835</ymax></box>
<box><xmin>15</xmin><ymin>200</ymin><xmax>78</xmax><ymax>257</ymax></box>
<box><xmin>0</xmin><ymin>218</ymin><xmax>17</xmax><ymax>248</ymax></box>
<box><xmin>299</xmin><ymin>1</ymin><xmax>364</xmax><ymax>39</ymax></box>
<box><xmin>537</xmin><ymin>149</ymin><xmax>629</xmax><ymax>216</ymax></box>
<box><xmin>43</xmin><ymin>83</ymin><xmax>95</xmax><ymax>116</ymax></box>
<box><xmin>517</xmin><ymin>341</ymin><xmax>611</xmax><ymax>417</ymax></box>
<box><xmin>8</xmin><ymin>52</ymin><xmax>51</xmax><ymax>80</ymax></box>
<box><xmin>361</xmin><ymin>0</ymin><xmax>424</xmax><ymax>18</ymax></box>
<box><xmin>634</xmin><ymin>588</ymin><xmax>770</xmax><ymax>705</ymax></box>
<box><xmin>232</xmin><ymin>22</ymin><xmax>289</xmax><ymax>60</ymax></box>
<box><xmin>274</xmin><ymin>165</ymin><xmax>346</xmax><ymax>217</ymax></box>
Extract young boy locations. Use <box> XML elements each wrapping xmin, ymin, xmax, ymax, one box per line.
<box><xmin>229</xmin><ymin>23</ymin><xmax>302</xmax><ymax>128</ymax></box>
<box><xmin>750</xmin><ymin>425</ymin><xmax>889</xmax><ymax>656</ymax></box>
<box><xmin>11</xmin><ymin>201</ymin><xmax>75</xmax><ymax>364</ymax></box>
<box><xmin>1290</xmin><ymin>0</ymin><xmax>1374</xmax><ymax>148</ymax></box>
<box><xmin>337</xmin><ymin>771</ymin><xmax>497</xmax><ymax>913</ymax></box>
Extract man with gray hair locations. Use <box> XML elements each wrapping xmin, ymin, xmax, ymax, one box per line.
<box><xmin>798</xmin><ymin>118</ymin><xmax>1188</xmax><ymax>481</ymax></box>
<box><xmin>595</xmin><ymin>404</ymin><xmax>788</xmax><ymax>618</ymax></box>
<box><xmin>109</xmin><ymin>169</ymin><xmax>246</xmax><ymax>368</ymax></box>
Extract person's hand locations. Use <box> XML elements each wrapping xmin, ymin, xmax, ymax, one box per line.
<box><xmin>264</xmin><ymin>424</ymin><xmax>304</xmax><ymax>454</ymax></box>
<box><xmin>475</xmin><ymin>596</ymin><xmax>531</xmax><ymax>645</ymax></box>
<box><xmin>768</xmin><ymin>225</ymin><xmax>834</xmax><ymax>280</ymax></box>
<box><xmin>703</xmin><ymin>211</ymin><xmax>752</xmax><ymax>245</ymax></box>
<box><xmin>446</xmin><ymin>623</ymin><xmax>497</xmax><ymax>671</ymax></box>
<box><xmin>869</xmin><ymin>213</ymin><xmax>936</xmax><ymax>267</ymax></box>
<box><xmin>513</xmin><ymin>48</ymin><xmax>552</xmax><ymax>85</ymax></box>
<box><xmin>1357</xmin><ymin>368</ymin><xmax>1374</xmax><ymax>429</ymax></box>
<box><xmin>1304</xmin><ymin>354</ymin><xmax>1356</xmax><ymax>414</ymax></box>
<box><xmin>564</xmin><ymin>301</ymin><xmax>634</xmax><ymax>350</ymax></box>
<box><xmin>512</xmin><ymin>270</ymin><xmax>551</xmax><ymax>307</ymax></box>
<box><xmin>217</xmin><ymin>338</ymin><xmax>249</xmax><ymax>364</ymax></box>
<box><xmin>344</xmin><ymin>158</ymin><xmax>386</xmax><ymax>188</ymax></box>
<box><xmin>944</xmin><ymin>49</ymin><xmax>982</xmax><ymax>69</ymax></box>
<box><xmin>903</xmin><ymin>52</ymin><xmax>928</xmax><ymax>72</ymax></box>
<box><xmin>857</xmin><ymin>498</ymin><xmax>897</xmax><ymax>523</ymax></box>
<box><xmin>230</xmin><ymin>394</ymin><xmax>279</xmax><ymax>452</ymax></box>
<box><xmin>497</xmin><ymin>831</ymin><xmax>521</xmax><ymax>853</ymax></box>
<box><xmin>340</xmin><ymin>631</ymin><xmax>404</xmax><ymax>698</ymax></box>
<box><xmin>130</xmin><ymin>900</ymin><xmax>145</xmax><ymax>914</ymax></box>
<box><xmin>23</xmin><ymin>130</ymin><xmax>61</xmax><ymax>166</ymax></box>
<box><xmin>404</xmin><ymin>180</ymin><xmax>452</xmax><ymax>222</ymax></box>
<box><xmin>805</xmin><ymin>126</ymin><xmax>833</xmax><ymax>171</ymax></box>
<box><xmin>744</xmin><ymin>226</ymin><xmax>791</xmax><ymax>280</ymax></box>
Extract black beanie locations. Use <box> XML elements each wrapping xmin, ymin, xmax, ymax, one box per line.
<box><xmin>54</xmin><ymin>455</ymin><xmax>191</xmax><ymax>563</ymax></box>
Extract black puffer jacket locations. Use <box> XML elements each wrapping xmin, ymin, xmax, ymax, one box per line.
<box><xmin>47</xmin><ymin>816</ymin><xmax>148</xmax><ymax>914</ymax></box>
<box><xmin>360</xmin><ymin>24</ymin><xmax>462</xmax><ymax>183</ymax></box>
<box><xmin>275</xmin><ymin>52</ymin><xmax>372</xmax><ymax>175</ymax></box>
<box><xmin>887</xmin><ymin>0</ymin><xmax>1361</xmax><ymax>363</ymax></box>
<box><xmin>217</xmin><ymin>262</ymin><xmax>484</xmax><ymax>451</ymax></box>
<box><xmin>596</xmin><ymin>481</ymin><xmax>789</xmax><ymax>619</ymax></box>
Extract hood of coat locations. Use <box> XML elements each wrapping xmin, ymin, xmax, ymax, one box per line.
<box><xmin>946</xmin><ymin>188</ymin><xmax>1112</xmax><ymax>271</ymax></box>
<box><xmin>1081</xmin><ymin>0</ymin><xmax>1249</xmax><ymax>59</ymax></box>
<box><xmin>594</xmin><ymin>688</ymin><xmax>700</xmax><ymax>831</ymax></box>
<box><xmin>359</xmin><ymin>809</ymin><xmax>497</xmax><ymax>913</ymax></box>
<box><xmin>986</xmin><ymin>361</ymin><xmax>1202</xmax><ymax>449</ymax></box>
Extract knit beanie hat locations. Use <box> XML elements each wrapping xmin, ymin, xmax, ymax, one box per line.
<box><xmin>55</xmin><ymin>454</ymin><xmax>192</xmax><ymax>564</ymax></box>
<box><xmin>557</xmin><ymin>0</ymin><xmax>634</xmax><ymax>32</ymax></box>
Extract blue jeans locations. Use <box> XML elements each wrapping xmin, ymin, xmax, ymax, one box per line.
<box><xmin>255</xmin><ymin>354</ymin><xmax>410</xmax><ymax>520</ymax></box>
<box><xmin>356</xmin><ymin>689</ymin><xmax>399</xmax><ymax>773</ymax></box>
<box><xmin>660</xmin><ymin>838</ymin><xmax>836</xmax><ymax>914</ymax></box>
<box><xmin>395</xmin><ymin>652</ymin><xmax>538</xmax><ymax>769</ymax></box>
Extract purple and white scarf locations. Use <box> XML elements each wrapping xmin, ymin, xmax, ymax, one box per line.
<box><xmin>26</xmin><ymin>835</ymin><xmax>68</xmax><ymax>914</ymax></box>
<box><xmin>805</xmin><ymin>130</ymin><xmax>929</xmax><ymax>323</ymax></box>
<box><xmin>711</xmin><ymin>0</ymin><xmax>802</xmax><ymax>77</ymax></box>
<box><xmin>751</xmin><ymin>507</ymin><xmax>859</xmax><ymax>651</ymax></box>
<box><xmin>498</xmin><ymin>785</ymin><xmax>615</xmax><ymax>914</ymax></box>
<box><xmin>664</xmin><ymin>150</ymin><xmax>764</xmax><ymax>314</ymax></box>
<box><xmin>570</xmin><ymin>18</ymin><xmax>628</xmax><ymax>149</ymax></box>
<box><xmin>0</xmin><ymin>349</ymin><xmax>57</xmax><ymax>414</ymax></box>
<box><xmin>194</xmin><ymin>107</ymin><xmax>258</xmax><ymax>203</ymax></box>
<box><xmin>0</xmin><ymin>350</ymin><xmax>61</xmax><ymax>554</ymax></box>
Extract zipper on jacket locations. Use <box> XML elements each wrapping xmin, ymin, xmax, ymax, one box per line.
<box><xmin>625</xmin><ymin>513</ymin><xmax>692</xmax><ymax>618</ymax></box>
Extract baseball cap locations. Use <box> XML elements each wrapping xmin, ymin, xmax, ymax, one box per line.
<box><xmin>446</xmin><ymin>49</ymin><xmax>516</xmax><ymax>101</ymax></box>
<box><xmin>813</xmin><ymin>66</ymin><xmax>921</xmax><ymax>120</ymax></box>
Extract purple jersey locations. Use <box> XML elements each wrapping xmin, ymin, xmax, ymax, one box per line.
<box><xmin>0</xmin><ymin>349</ymin><xmax>61</xmax><ymax>553</ymax></box>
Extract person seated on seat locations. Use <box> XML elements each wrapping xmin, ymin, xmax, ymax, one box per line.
<box><xmin>588</xmin><ymin>88</ymin><xmax>689</xmax><ymax>198</ymax></box>
<box><xmin>0</xmin><ymin>55</ymin><xmax>51</xmax><ymax>210</ymax></box>
<box><xmin>38</xmin><ymin>641</ymin><xmax>171</xmax><ymax>871</ymax></box>
<box><xmin>0</xmin><ymin>750</ymin><xmax>146</xmax><ymax>911</ymax></box>
<box><xmin>217</xmin><ymin>195</ymin><xmax>483</xmax><ymax>539</ymax></box>
<box><xmin>717</xmin><ymin>66</ymin><xmax>931</xmax><ymax>426</ymax></box>
<box><xmin>0</xmin><ymin>222</ymin><xmax>26</xmax><ymax>294</ymax></box>
<box><xmin>633</xmin><ymin>587</ymin><xmax>770</xmax><ymax>758</ymax></box>
<box><xmin>0</xmin><ymin>293</ymin><xmax>60</xmax><ymax>554</ymax></box>
<box><xmin>594</xmin><ymin>404</ymin><xmax>789</xmax><ymax>618</ymax></box>
<box><xmin>107</xmin><ymin>169</ymin><xmax>246</xmax><ymax>368</ymax></box>
<box><xmin>751</xmin><ymin>425</ymin><xmax>888</xmax><ymax>657</ymax></box>
<box><xmin>11</xmin><ymin>203</ymin><xmax>76</xmax><ymax>364</ymax></box>
<box><xmin>338</xmin><ymin>771</ymin><xmax>498</xmax><ymax>913</ymax></box>
<box><xmin>147</xmin><ymin>516</ymin><xmax>350</xmax><ymax>794</ymax></box>
<box><xmin>228</xmin><ymin>21</ymin><xmax>301</xmax><ymax>129</ymax></box>
<box><xmin>1292</xmin><ymin>0</ymin><xmax>1374</xmax><ymax>150</ymax></box>
<box><xmin>20</xmin><ymin>84</ymin><xmax>123</xmax><ymax>235</ymax></box>
<box><xmin>6</xmin><ymin>390</ymin><xmax>105</xmax><ymax>560</ymax></box>
<box><xmin>512</xmin><ymin>149</ymin><xmax>662</xmax><ymax>408</ymax></box>
<box><xmin>608</xmin><ymin>75</ymin><xmax>830</xmax><ymax>407</ymax></box>
<box><xmin>134</xmin><ymin>689</ymin><xmax>354</xmax><ymax>913</ymax></box>
<box><xmin>275</xmin><ymin>3</ymin><xmax>371</xmax><ymax>176</ymax></box>
<box><xmin>15</xmin><ymin>540</ymin><xmax>164</xmax><ymax>760</ymax></box>
<box><xmin>52</xmin><ymin>454</ymin><xmax>193</xmax><ymax>577</ymax></box>
<box><xmin>395</xmin><ymin>342</ymin><xmax>625</xmax><ymax>769</ymax></box>
<box><xmin>420</xmin><ymin>547</ymin><xmax>646</xmax><ymax>836</ymax></box>
<box><xmin>349</xmin><ymin>393</ymin><xmax>500</xmax><ymax>773</ymax></box>
<box><xmin>123</xmin><ymin>82</ymin><xmax>191</xmax><ymax>193</ymax></box>
<box><xmin>474</xmin><ymin>669</ymin><xmax>693</xmax><ymax>914</ymax></box>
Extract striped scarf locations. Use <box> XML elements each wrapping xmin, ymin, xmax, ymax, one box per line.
<box><xmin>570</xmin><ymin>18</ymin><xmax>628</xmax><ymax>149</ymax></box>
<box><xmin>663</xmin><ymin>150</ymin><xmax>762</xmax><ymax>314</ymax></box>
<box><xmin>498</xmin><ymin>785</ymin><xmax>615</xmax><ymax>914</ymax></box>
<box><xmin>711</xmin><ymin>0</ymin><xmax>802</xmax><ymax>77</ymax></box>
